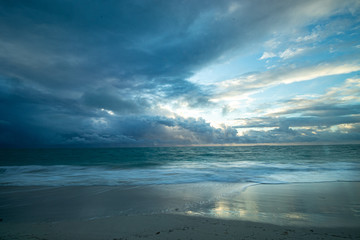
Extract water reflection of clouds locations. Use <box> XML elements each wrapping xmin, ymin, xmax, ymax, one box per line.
<box><xmin>174</xmin><ymin>182</ymin><xmax>360</xmax><ymax>227</ymax></box>
<box><xmin>211</xmin><ymin>199</ymin><xmax>260</xmax><ymax>221</ymax></box>
<box><xmin>186</xmin><ymin>195</ymin><xmax>310</xmax><ymax>226</ymax></box>
<box><xmin>184</xmin><ymin>183</ymin><xmax>360</xmax><ymax>227</ymax></box>
<box><xmin>285</xmin><ymin>213</ymin><xmax>307</xmax><ymax>220</ymax></box>
<box><xmin>212</xmin><ymin>201</ymin><xmax>255</xmax><ymax>220</ymax></box>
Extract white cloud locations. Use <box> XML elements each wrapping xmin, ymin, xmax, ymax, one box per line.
<box><xmin>278</xmin><ymin>63</ymin><xmax>360</xmax><ymax>84</ymax></box>
<box><xmin>279</xmin><ymin>48</ymin><xmax>306</xmax><ymax>59</ymax></box>
<box><xmin>259</xmin><ymin>77</ymin><xmax>360</xmax><ymax>118</ymax></box>
<box><xmin>214</xmin><ymin>61</ymin><xmax>360</xmax><ymax>100</ymax></box>
<box><xmin>264</xmin><ymin>38</ymin><xmax>281</xmax><ymax>50</ymax></box>
<box><xmin>296</xmin><ymin>32</ymin><xmax>319</xmax><ymax>42</ymax></box>
<box><xmin>259</xmin><ymin>52</ymin><xmax>276</xmax><ymax>60</ymax></box>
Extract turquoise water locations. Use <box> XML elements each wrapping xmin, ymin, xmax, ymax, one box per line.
<box><xmin>1</xmin><ymin>145</ymin><xmax>359</xmax><ymax>186</ymax></box>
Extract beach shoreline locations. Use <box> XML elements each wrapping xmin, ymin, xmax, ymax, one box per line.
<box><xmin>1</xmin><ymin>181</ymin><xmax>359</xmax><ymax>239</ymax></box>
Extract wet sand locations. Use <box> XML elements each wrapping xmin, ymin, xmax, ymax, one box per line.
<box><xmin>1</xmin><ymin>214</ymin><xmax>360</xmax><ymax>240</ymax></box>
<box><xmin>1</xmin><ymin>182</ymin><xmax>359</xmax><ymax>239</ymax></box>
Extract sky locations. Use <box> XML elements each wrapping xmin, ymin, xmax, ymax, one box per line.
<box><xmin>0</xmin><ymin>0</ymin><xmax>360</xmax><ymax>147</ymax></box>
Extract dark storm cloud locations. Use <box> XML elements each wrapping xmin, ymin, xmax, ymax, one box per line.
<box><xmin>0</xmin><ymin>0</ymin><xmax>229</xmax><ymax>89</ymax></box>
<box><xmin>0</xmin><ymin>0</ymin><xmax>357</xmax><ymax>146</ymax></box>
<box><xmin>0</xmin><ymin>113</ymin><xmax>243</xmax><ymax>147</ymax></box>
<box><xmin>80</xmin><ymin>88</ymin><xmax>148</xmax><ymax>114</ymax></box>
<box><xmin>0</xmin><ymin>76</ymin><xmax>241</xmax><ymax>147</ymax></box>
<box><xmin>0</xmin><ymin>0</ymin><xmax>329</xmax><ymax>90</ymax></box>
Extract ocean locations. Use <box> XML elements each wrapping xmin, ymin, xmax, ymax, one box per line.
<box><xmin>1</xmin><ymin>144</ymin><xmax>360</xmax><ymax>186</ymax></box>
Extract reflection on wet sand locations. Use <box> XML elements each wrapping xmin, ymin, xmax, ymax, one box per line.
<box><xmin>185</xmin><ymin>182</ymin><xmax>360</xmax><ymax>227</ymax></box>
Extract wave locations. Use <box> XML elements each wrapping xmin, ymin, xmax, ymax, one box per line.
<box><xmin>1</xmin><ymin>160</ymin><xmax>359</xmax><ymax>186</ymax></box>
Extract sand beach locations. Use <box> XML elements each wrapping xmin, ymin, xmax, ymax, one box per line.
<box><xmin>1</xmin><ymin>182</ymin><xmax>359</xmax><ymax>239</ymax></box>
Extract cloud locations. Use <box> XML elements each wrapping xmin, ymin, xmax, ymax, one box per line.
<box><xmin>279</xmin><ymin>48</ymin><xmax>306</xmax><ymax>59</ymax></box>
<box><xmin>214</xmin><ymin>61</ymin><xmax>360</xmax><ymax>100</ymax></box>
<box><xmin>1</xmin><ymin>0</ymin><xmax>355</xmax><ymax>90</ymax></box>
<box><xmin>259</xmin><ymin>52</ymin><xmax>276</xmax><ymax>60</ymax></box>
<box><xmin>270</xmin><ymin>78</ymin><xmax>360</xmax><ymax>116</ymax></box>
<box><xmin>0</xmin><ymin>74</ymin><xmax>242</xmax><ymax>147</ymax></box>
<box><xmin>235</xmin><ymin>115</ymin><xmax>360</xmax><ymax>129</ymax></box>
<box><xmin>0</xmin><ymin>111</ymin><xmax>243</xmax><ymax>147</ymax></box>
<box><xmin>232</xmin><ymin>77</ymin><xmax>360</xmax><ymax>143</ymax></box>
<box><xmin>0</xmin><ymin>0</ymin><xmax>359</xmax><ymax>146</ymax></box>
<box><xmin>240</xmin><ymin>123</ymin><xmax>360</xmax><ymax>143</ymax></box>
<box><xmin>259</xmin><ymin>48</ymin><xmax>307</xmax><ymax>61</ymax></box>
<box><xmin>80</xmin><ymin>88</ymin><xmax>148</xmax><ymax>114</ymax></box>
<box><xmin>296</xmin><ymin>32</ymin><xmax>319</xmax><ymax>42</ymax></box>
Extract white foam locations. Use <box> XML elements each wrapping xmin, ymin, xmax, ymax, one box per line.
<box><xmin>1</xmin><ymin>159</ymin><xmax>360</xmax><ymax>186</ymax></box>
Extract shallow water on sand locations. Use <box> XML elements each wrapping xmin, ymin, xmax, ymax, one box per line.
<box><xmin>1</xmin><ymin>182</ymin><xmax>359</xmax><ymax>227</ymax></box>
<box><xmin>184</xmin><ymin>182</ymin><xmax>360</xmax><ymax>227</ymax></box>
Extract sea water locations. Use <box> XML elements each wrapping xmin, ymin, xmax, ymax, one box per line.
<box><xmin>1</xmin><ymin>145</ymin><xmax>360</xmax><ymax>226</ymax></box>
<box><xmin>1</xmin><ymin>144</ymin><xmax>359</xmax><ymax>186</ymax></box>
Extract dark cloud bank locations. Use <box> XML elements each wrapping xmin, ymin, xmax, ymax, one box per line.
<box><xmin>0</xmin><ymin>0</ymin><xmax>359</xmax><ymax>147</ymax></box>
